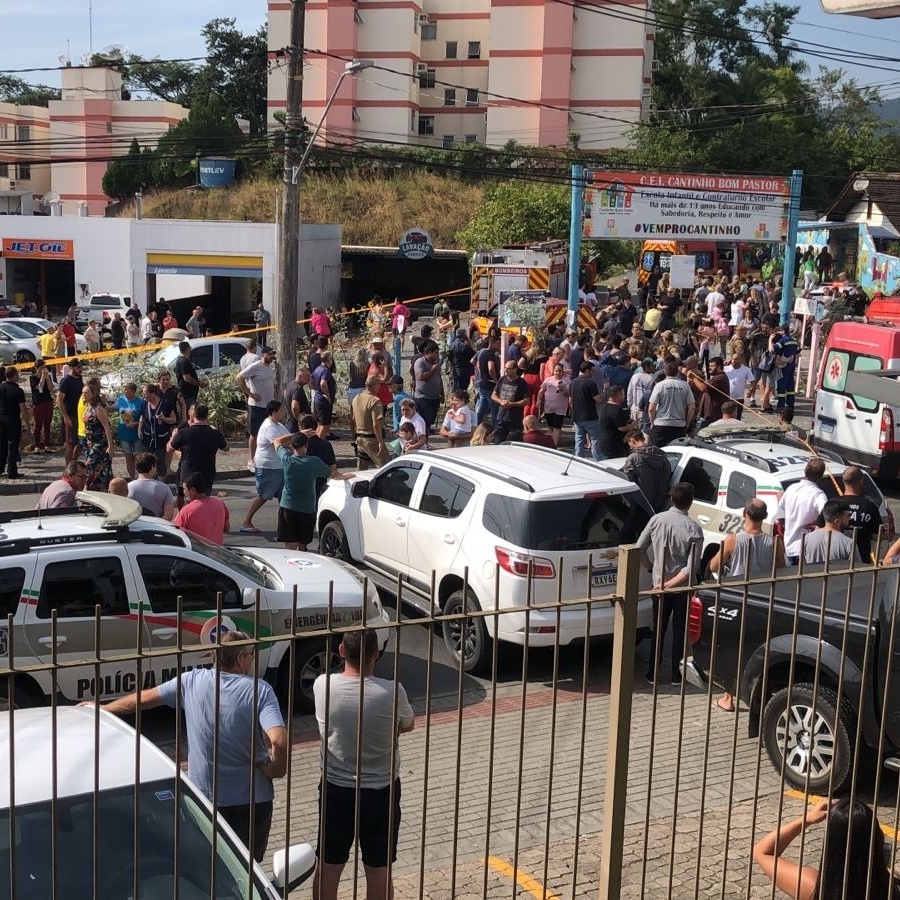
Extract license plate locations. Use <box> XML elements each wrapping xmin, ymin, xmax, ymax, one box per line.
<box><xmin>818</xmin><ymin>422</ymin><xmax>834</xmax><ymax>434</ymax></box>
<box><xmin>591</xmin><ymin>570</ymin><xmax>616</xmax><ymax>588</ymax></box>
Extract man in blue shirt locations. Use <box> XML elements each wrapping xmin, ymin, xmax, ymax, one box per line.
<box><xmin>98</xmin><ymin>630</ymin><xmax>286</xmax><ymax>862</ymax></box>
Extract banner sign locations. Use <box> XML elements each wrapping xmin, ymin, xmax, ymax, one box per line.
<box><xmin>2</xmin><ymin>238</ymin><xmax>75</xmax><ymax>260</ymax></box>
<box><xmin>583</xmin><ymin>171</ymin><xmax>791</xmax><ymax>242</ymax></box>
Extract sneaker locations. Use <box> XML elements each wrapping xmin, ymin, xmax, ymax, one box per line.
<box><xmin>748</xmin><ymin>401</ymin><xmax>759</xmax><ymax>409</ymax></box>
<box><xmin>671</xmin><ymin>674</ymin><xmax>682</xmax><ymax>686</ymax></box>
<box><xmin>643</xmin><ymin>672</ymin><xmax>656</xmax><ymax>686</ymax></box>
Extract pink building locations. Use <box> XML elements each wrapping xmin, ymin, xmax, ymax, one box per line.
<box><xmin>0</xmin><ymin>67</ymin><xmax>188</xmax><ymax>216</ymax></box>
<box><xmin>267</xmin><ymin>0</ymin><xmax>653</xmax><ymax>150</ymax></box>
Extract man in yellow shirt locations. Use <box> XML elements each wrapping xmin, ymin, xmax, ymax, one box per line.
<box><xmin>38</xmin><ymin>326</ymin><xmax>57</xmax><ymax>366</ymax></box>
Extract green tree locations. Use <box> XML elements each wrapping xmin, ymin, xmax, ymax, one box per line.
<box><xmin>0</xmin><ymin>75</ymin><xmax>59</xmax><ymax>107</ymax></box>
<box><xmin>190</xmin><ymin>18</ymin><xmax>268</xmax><ymax>136</ymax></box>
<box><xmin>102</xmin><ymin>138</ymin><xmax>152</xmax><ymax>200</ymax></box>
<box><xmin>152</xmin><ymin>94</ymin><xmax>244</xmax><ymax>186</ymax></box>
<box><xmin>456</xmin><ymin>182</ymin><xmax>571</xmax><ymax>254</ymax></box>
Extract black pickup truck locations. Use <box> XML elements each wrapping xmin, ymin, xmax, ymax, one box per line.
<box><xmin>685</xmin><ymin>564</ymin><xmax>900</xmax><ymax>793</ymax></box>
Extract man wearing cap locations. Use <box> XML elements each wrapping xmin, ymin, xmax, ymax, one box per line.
<box><xmin>236</xmin><ymin>346</ymin><xmax>277</xmax><ymax>470</ymax></box>
<box><xmin>352</xmin><ymin>376</ymin><xmax>388</xmax><ymax>470</ymax></box>
<box><xmin>802</xmin><ymin>499</ymin><xmax>860</xmax><ymax>565</ymax></box>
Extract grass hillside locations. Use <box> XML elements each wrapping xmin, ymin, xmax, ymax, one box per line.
<box><xmin>121</xmin><ymin>172</ymin><xmax>485</xmax><ymax>248</ymax></box>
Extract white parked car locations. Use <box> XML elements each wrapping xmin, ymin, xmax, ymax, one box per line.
<box><xmin>100</xmin><ymin>335</ymin><xmax>251</xmax><ymax>392</ymax></box>
<box><xmin>0</xmin><ymin>492</ymin><xmax>389</xmax><ymax>711</ymax></box>
<box><xmin>0</xmin><ymin>321</ymin><xmax>42</xmax><ymax>363</ymax></box>
<box><xmin>10</xmin><ymin>317</ymin><xmax>87</xmax><ymax>354</ymax></box>
<box><xmin>608</xmin><ymin>424</ymin><xmax>893</xmax><ymax>554</ymax></box>
<box><xmin>317</xmin><ymin>444</ymin><xmax>654</xmax><ymax>672</ymax></box>
<box><xmin>74</xmin><ymin>291</ymin><xmax>132</xmax><ymax>328</ymax></box>
<box><xmin>0</xmin><ymin>706</ymin><xmax>315</xmax><ymax>897</ymax></box>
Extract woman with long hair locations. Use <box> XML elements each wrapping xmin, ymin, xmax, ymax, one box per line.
<box><xmin>29</xmin><ymin>359</ymin><xmax>55</xmax><ymax>452</ymax></box>
<box><xmin>347</xmin><ymin>347</ymin><xmax>369</xmax><ymax>440</ymax></box>
<box><xmin>82</xmin><ymin>383</ymin><xmax>114</xmax><ymax>490</ymax></box>
<box><xmin>753</xmin><ymin>797</ymin><xmax>900</xmax><ymax>900</ymax></box>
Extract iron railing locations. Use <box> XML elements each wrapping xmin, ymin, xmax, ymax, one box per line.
<box><xmin>2</xmin><ymin>549</ymin><xmax>900</xmax><ymax>899</ymax></box>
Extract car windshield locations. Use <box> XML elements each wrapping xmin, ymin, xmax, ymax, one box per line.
<box><xmin>483</xmin><ymin>491</ymin><xmax>652</xmax><ymax>551</ymax></box>
<box><xmin>9</xmin><ymin>321</ymin><xmax>40</xmax><ymax>336</ymax></box>
<box><xmin>0</xmin><ymin>778</ymin><xmax>266</xmax><ymax>898</ymax></box>
<box><xmin>91</xmin><ymin>296</ymin><xmax>123</xmax><ymax>307</ymax></box>
<box><xmin>188</xmin><ymin>533</ymin><xmax>281</xmax><ymax>589</ymax></box>
<box><xmin>144</xmin><ymin>344</ymin><xmax>181</xmax><ymax>369</ymax></box>
<box><xmin>0</xmin><ymin>323</ymin><xmax>32</xmax><ymax>340</ymax></box>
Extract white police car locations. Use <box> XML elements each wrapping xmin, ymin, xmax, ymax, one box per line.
<box><xmin>0</xmin><ymin>493</ymin><xmax>389</xmax><ymax>711</ymax></box>
<box><xmin>0</xmin><ymin>706</ymin><xmax>315</xmax><ymax>897</ymax></box>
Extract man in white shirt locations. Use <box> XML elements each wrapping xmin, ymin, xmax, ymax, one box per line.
<box><xmin>775</xmin><ymin>458</ymin><xmax>828</xmax><ymax>564</ymax></box>
<box><xmin>239</xmin><ymin>339</ymin><xmax>260</xmax><ymax>372</ymax></box>
<box><xmin>724</xmin><ymin>352</ymin><xmax>754</xmax><ymax>417</ymax></box>
<box><xmin>236</xmin><ymin>346</ymin><xmax>277</xmax><ymax>468</ymax></box>
<box><xmin>239</xmin><ymin>399</ymin><xmax>289</xmax><ymax>534</ymax></box>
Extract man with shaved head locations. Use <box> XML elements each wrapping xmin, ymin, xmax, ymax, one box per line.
<box><xmin>841</xmin><ymin>466</ymin><xmax>883</xmax><ymax>564</ymax></box>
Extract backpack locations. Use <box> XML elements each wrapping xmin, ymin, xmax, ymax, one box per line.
<box><xmin>638</xmin><ymin>377</ymin><xmax>654</xmax><ymax>412</ymax></box>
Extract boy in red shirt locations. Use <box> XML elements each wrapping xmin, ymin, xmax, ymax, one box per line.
<box><xmin>174</xmin><ymin>472</ymin><xmax>229</xmax><ymax>544</ymax></box>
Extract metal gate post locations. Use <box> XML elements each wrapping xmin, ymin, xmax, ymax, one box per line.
<box><xmin>598</xmin><ymin>545</ymin><xmax>642</xmax><ymax>900</ymax></box>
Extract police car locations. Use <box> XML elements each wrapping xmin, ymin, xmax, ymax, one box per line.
<box><xmin>0</xmin><ymin>492</ymin><xmax>389</xmax><ymax>711</ymax></box>
<box><xmin>614</xmin><ymin>425</ymin><xmax>892</xmax><ymax>554</ymax></box>
<box><xmin>0</xmin><ymin>706</ymin><xmax>315</xmax><ymax>896</ymax></box>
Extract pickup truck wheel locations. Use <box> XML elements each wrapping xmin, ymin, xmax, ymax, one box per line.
<box><xmin>762</xmin><ymin>684</ymin><xmax>853</xmax><ymax>793</ymax></box>
<box><xmin>319</xmin><ymin>521</ymin><xmax>351</xmax><ymax>562</ymax></box>
<box><xmin>442</xmin><ymin>590</ymin><xmax>491</xmax><ymax>675</ymax></box>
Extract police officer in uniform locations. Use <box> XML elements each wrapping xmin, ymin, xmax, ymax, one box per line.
<box><xmin>351</xmin><ymin>375</ymin><xmax>388</xmax><ymax>470</ymax></box>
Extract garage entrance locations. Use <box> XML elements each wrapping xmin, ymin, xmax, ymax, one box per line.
<box><xmin>1</xmin><ymin>238</ymin><xmax>76</xmax><ymax>314</ymax></box>
<box><xmin>146</xmin><ymin>253</ymin><xmax>262</xmax><ymax>333</ymax></box>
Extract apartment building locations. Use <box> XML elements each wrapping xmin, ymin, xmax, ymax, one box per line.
<box><xmin>0</xmin><ymin>67</ymin><xmax>187</xmax><ymax>215</ymax></box>
<box><xmin>267</xmin><ymin>0</ymin><xmax>653</xmax><ymax>150</ymax></box>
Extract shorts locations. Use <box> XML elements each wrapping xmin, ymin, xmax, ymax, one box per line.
<box><xmin>314</xmin><ymin>398</ymin><xmax>333</xmax><ymax>427</ymax></box>
<box><xmin>63</xmin><ymin>420</ymin><xmax>79</xmax><ymax>445</ymax></box>
<box><xmin>247</xmin><ymin>405</ymin><xmax>267</xmax><ymax>438</ymax></box>
<box><xmin>317</xmin><ymin>779</ymin><xmax>401</xmax><ymax>867</ymax></box>
<box><xmin>277</xmin><ymin>507</ymin><xmax>316</xmax><ymax>545</ymax></box>
<box><xmin>255</xmin><ymin>467</ymin><xmax>284</xmax><ymax>502</ymax></box>
<box><xmin>119</xmin><ymin>439</ymin><xmax>140</xmax><ymax>455</ymax></box>
<box><xmin>544</xmin><ymin>412</ymin><xmax>566</xmax><ymax>430</ymax></box>
<box><xmin>753</xmin><ymin>367</ymin><xmax>777</xmax><ymax>388</ymax></box>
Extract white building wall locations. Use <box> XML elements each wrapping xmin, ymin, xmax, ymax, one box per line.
<box><xmin>0</xmin><ymin>216</ymin><xmax>341</xmax><ymax>321</ymax></box>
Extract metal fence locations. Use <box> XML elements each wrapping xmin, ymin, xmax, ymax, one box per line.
<box><xmin>3</xmin><ymin>549</ymin><xmax>900</xmax><ymax>899</ymax></box>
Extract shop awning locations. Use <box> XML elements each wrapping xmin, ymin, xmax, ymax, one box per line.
<box><xmin>146</xmin><ymin>253</ymin><xmax>263</xmax><ymax>278</ymax></box>
<box><xmin>867</xmin><ymin>224</ymin><xmax>900</xmax><ymax>240</ymax></box>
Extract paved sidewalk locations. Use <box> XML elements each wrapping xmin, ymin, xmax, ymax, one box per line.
<box><xmin>261</xmin><ymin>678</ymin><xmax>807</xmax><ymax>899</ymax></box>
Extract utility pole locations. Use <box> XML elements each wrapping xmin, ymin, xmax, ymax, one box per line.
<box><xmin>277</xmin><ymin>0</ymin><xmax>305</xmax><ymax>390</ymax></box>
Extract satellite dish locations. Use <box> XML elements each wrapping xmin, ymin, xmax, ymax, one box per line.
<box><xmin>58</xmin><ymin>54</ymin><xmax>69</xmax><ymax>66</ymax></box>
<box><xmin>853</xmin><ymin>178</ymin><xmax>870</xmax><ymax>192</ymax></box>
<box><xmin>99</xmin><ymin>44</ymin><xmax>128</xmax><ymax>58</ymax></box>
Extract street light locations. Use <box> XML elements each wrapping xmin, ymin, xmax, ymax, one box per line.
<box><xmin>277</xmin><ymin>55</ymin><xmax>373</xmax><ymax>390</ymax></box>
<box><xmin>295</xmin><ymin>59</ymin><xmax>374</xmax><ymax>175</ymax></box>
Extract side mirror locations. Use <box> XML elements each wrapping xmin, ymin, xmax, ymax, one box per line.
<box><xmin>350</xmin><ymin>480</ymin><xmax>370</xmax><ymax>499</ymax></box>
<box><xmin>272</xmin><ymin>843</ymin><xmax>316</xmax><ymax>891</ymax></box>
<box><xmin>242</xmin><ymin>587</ymin><xmax>260</xmax><ymax>609</ymax></box>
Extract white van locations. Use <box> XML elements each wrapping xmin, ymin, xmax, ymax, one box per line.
<box><xmin>812</xmin><ymin>315</ymin><xmax>900</xmax><ymax>479</ymax></box>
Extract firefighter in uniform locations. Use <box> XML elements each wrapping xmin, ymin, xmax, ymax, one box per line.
<box><xmin>351</xmin><ymin>375</ymin><xmax>389</xmax><ymax>470</ymax></box>
<box><xmin>773</xmin><ymin>327</ymin><xmax>801</xmax><ymax>411</ymax></box>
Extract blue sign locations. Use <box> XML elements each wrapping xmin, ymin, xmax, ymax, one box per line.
<box><xmin>199</xmin><ymin>157</ymin><xmax>236</xmax><ymax>188</ymax></box>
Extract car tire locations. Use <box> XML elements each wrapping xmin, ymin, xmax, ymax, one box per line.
<box><xmin>319</xmin><ymin>520</ymin><xmax>351</xmax><ymax>562</ymax></box>
<box><xmin>14</xmin><ymin>350</ymin><xmax>35</xmax><ymax>364</ymax></box>
<box><xmin>283</xmin><ymin>637</ymin><xmax>343</xmax><ymax>714</ymax></box>
<box><xmin>762</xmin><ymin>683</ymin><xmax>853</xmax><ymax>793</ymax></box>
<box><xmin>442</xmin><ymin>589</ymin><xmax>491</xmax><ymax>675</ymax></box>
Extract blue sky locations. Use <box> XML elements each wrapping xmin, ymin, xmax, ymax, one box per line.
<box><xmin>2</xmin><ymin>0</ymin><xmax>899</xmax><ymax>96</ymax></box>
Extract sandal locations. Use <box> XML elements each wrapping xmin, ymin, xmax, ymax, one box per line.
<box><xmin>714</xmin><ymin>699</ymin><xmax>735</xmax><ymax>713</ymax></box>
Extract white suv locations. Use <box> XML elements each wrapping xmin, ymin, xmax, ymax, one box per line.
<box><xmin>0</xmin><ymin>492</ymin><xmax>388</xmax><ymax>711</ymax></box>
<box><xmin>316</xmin><ymin>444</ymin><xmax>654</xmax><ymax>672</ymax></box>
<box><xmin>0</xmin><ymin>707</ymin><xmax>315</xmax><ymax>896</ymax></box>
<box><xmin>74</xmin><ymin>292</ymin><xmax>132</xmax><ymax>328</ymax></box>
